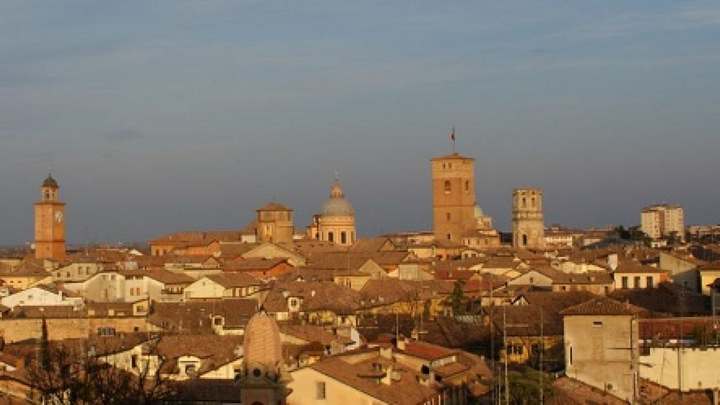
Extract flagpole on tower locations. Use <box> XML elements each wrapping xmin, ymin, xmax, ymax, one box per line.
<box><xmin>449</xmin><ymin>126</ymin><xmax>456</xmax><ymax>154</ymax></box>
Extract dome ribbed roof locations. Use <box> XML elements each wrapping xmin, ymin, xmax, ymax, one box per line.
<box><xmin>321</xmin><ymin>181</ymin><xmax>354</xmax><ymax>217</ymax></box>
<box><xmin>243</xmin><ymin>311</ymin><xmax>282</xmax><ymax>368</ymax></box>
<box><xmin>42</xmin><ymin>174</ymin><xmax>59</xmax><ymax>189</ymax></box>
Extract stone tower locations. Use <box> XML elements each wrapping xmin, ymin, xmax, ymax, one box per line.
<box><xmin>431</xmin><ymin>153</ymin><xmax>477</xmax><ymax>243</ymax></box>
<box><xmin>316</xmin><ymin>179</ymin><xmax>356</xmax><ymax>246</ymax></box>
<box><xmin>256</xmin><ymin>203</ymin><xmax>294</xmax><ymax>244</ymax></box>
<box><xmin>34</xmin><ymin>174</ymin><xmax>66</xmax><ymax>260</ymax></box>
<box><xmin>512</xmin><ymin>188</ymin><xmax>545</xmax><ymax>249</ymax></box>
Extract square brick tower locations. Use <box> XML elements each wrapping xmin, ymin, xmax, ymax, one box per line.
<box><xmin>512</xmin><ymin>187</ymin><xmax>545</xmax><ymax>249</ymax></box>
<box><xmin>34</xmin><ymin>174</ymin><xmax>66</xmax><ymax>260</ymax></box>
<box><xmin>431</xmin><ymin>153</ymin><xmax>477</xmax><ymax>243</ymax></box>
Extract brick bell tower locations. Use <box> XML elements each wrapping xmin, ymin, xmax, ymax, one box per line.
<box><xmin>512</xmin><ymin>187</ymin><xmax>545</xmax><ymax>250</ymax></box>
<box><xmin>34</xmin><ymin>174</ymin><xmax>66</xmax><ymax>260</ymax></box>
<box><xmin>431</xmin><ymin>153</ymin><xmax>477</xmax><ymax>243</ymax></box>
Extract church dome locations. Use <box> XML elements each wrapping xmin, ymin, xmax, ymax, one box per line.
<box><xmin>42</xmin><ymin>174</ymin><xmax>59</xmax><ymax>189</ymax></box>
<box><xmin>243</xmin><ymin>311</ymin><xmax>282</xmax><ymax>371</ymax></box>
<box><xmin>321</xmin><ymin>181</ymin><xmax>354</xmax><ymax>217</ymax></box>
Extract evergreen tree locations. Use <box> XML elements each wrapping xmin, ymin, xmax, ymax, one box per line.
<box><xmin>449</xmin><ymin>279</ymin><xmax>466</xmax><ymax>316</ymax></box>
<box><xmin>39</xmin><ymin>316</ymin><xmax>50</xmax><ymax>370</ymax></box>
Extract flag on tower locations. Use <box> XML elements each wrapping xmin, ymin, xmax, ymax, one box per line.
<box><xmin>449</xmin><ymin>126</ymin><xmax>455</xmax><ymax>142</ymax></box>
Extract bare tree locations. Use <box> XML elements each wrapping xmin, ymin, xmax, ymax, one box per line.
<box><xmin>26</xmin><ymin>319</ymin><xmax>175</xmax><ymax>404</ymax></box>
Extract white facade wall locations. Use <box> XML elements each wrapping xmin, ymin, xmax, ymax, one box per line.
<box><xmin>640</xmin><ymin>347</ymin><xmax>720</xmax><ymax>391</ymax></box>
<box><xmin>0</xmin><ymin>287</ymin><xmax>82</xmax><ymax>309</ymax></box>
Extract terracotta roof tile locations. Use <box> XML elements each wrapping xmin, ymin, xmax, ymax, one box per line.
<box><xmin>560</xmin><ymin>297</ymin><xmax>647</xmax><ymax>316</ymax></box>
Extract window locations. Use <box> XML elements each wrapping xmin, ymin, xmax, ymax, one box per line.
<box><xmin>531</xmin><ymin>197</ymin><xmax>536</xmax><ymax>207</ymax></box>
<box><xmin>444</xmin><ymin>180</ymin><xmax>451</xmax><ymax>193</ymax></box>
<box><xmin>446</xmin><ymin>233</ymin><xmax>452</xmax><ymax>240</ymax></box>
<box><xmin>185</xmin><ymin>364</ymin><xmax>196</xmax><ymax>375</ymax></box>
<box><xmin>316</xmin><ymin>381</ymin><xmax>326</xmax><ymax>399</ymax></box>
<box><xmin>621</xmin><ymin>276</ymin><xmax>628</xmax><ymax>289</ymax></box>
<box><xmin>97</xmin><ymin>327</ymin><xmax>116</xmax><ymax>336</ymax></box>
<box><xmin>522</xmin><ymin>234</ymin><xmax>528</xmax><ymax>246</ymax></box>
<box><xmin>593</xmin><ymin>321</ymin><xmax>603</xmax><ymax>328</ymax></box>
<box><xmin>647</xmin><ymin>276</ymin><xmax>654</xmax><ymax>288</ymax></box>
<box><xmin>522</xmin><ymin>197</ymin><xmax>527</xmax><ymax>208</ymax></box>
<box><xmin>341</xmin><ymin>232</ymin><xmax>347</xmax><ymax>245</ymax></box>
<box><xmin>328</xmin><ymin>232</ymin><xmax>334</xmax><ymax>242</ymax></box>
<box><xmin>569</xmin><ymin>345</ymin><xmax>573</xmax><ymax>365</ymax></box>
<box><xmin>446</xmin><ymin>212</ymin><xmax>451</xmax><ymax>221</ymax></box>
<box><xmin>634</xmin><ymin>276</ymin><xmax>641</xmax><ymax>289</ymax></box>
<box><xmin>464</xmin><ymin>180</ymin><xmax>469</xmax><ymax>192</ymax></box>
<box><xmin>131</xmin><ymin>355</ymin><xmax>138</xmax><ymax>368</ymax></box>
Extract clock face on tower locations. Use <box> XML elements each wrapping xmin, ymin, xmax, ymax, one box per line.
<box><xmin>54</xmin><ymin>211</ymin><xmax>64</xmax><ymax>224</ymax></box>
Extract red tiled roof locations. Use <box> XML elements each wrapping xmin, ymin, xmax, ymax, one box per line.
<box><xmin>402</xmin><ymin>341</ymin><xmax>456</xmax><ymax>361</ymax></box>
<box><xmin>561</xmin><ymin>297</ymin><xmax>647</xmax><ymax>316</ymax></box>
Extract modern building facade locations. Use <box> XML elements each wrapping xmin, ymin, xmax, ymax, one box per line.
<box><xmin>641</xmin><ymin>204</ymin><xmax>685</xmax><ymax>241</ymax></box>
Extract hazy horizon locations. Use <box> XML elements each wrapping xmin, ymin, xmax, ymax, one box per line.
<box><xmin>1</xmin><ymin>1</ymin><xmax>719</xmax><ymax>245</ymax></box>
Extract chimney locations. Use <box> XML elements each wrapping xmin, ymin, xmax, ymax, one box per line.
<box><xmin>379</xmin><ymin>345</ymin><xmax>393</xmax><ymax>360</ymax></box>
<box><xmin>608</xmin><ymin>254</ymin><xmax>619</xmax><ymax>271</ymax></box>
<box><xmin>381</xmin><ymin>365</ymin><xmax>394</xmax><ymax>385</ymax></box>
<box><xmin>397</xmin><ymin>336</ymin><xmax>407</xmax><ymax>351</ymax></box>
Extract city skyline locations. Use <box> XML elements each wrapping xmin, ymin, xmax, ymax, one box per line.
<box><xmin>2</xmin><ymin>1</ymin><xmax>719</xmax><ymax>244</ymax></box>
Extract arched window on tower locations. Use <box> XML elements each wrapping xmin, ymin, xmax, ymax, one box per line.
<box><xmin>444</xmin><ymin>180</ymin><xmax>451</xmax><ymax>193</ymax></box>
<box><xmin>522</xmin><ymin>197</ymin><xmax>527</xmax><ymax>208</ymax></box>
<box><xmin>522</xmin><ymin>234</ymin><xmax>528</xmax><ymax>246</ymax></box>
<box><xmin>341</xmin><ymin>231</ymin><xmax>347</xmax><ymax>245</ymax></box>
<box><xmin>44</xmin><ymin>191</ymin><xmax>50</xmax><ymax>201</ymax></box>
<box><xmin>531</xmin><ymin>197</ymin><xmax>536</xmax><ymax>208</ymax></box>
<box><xmin>328</xmin><ymin>232</ymin><xmax>334</xmax><ymax>243</ymax></box>
<box><xmin>464</xmin><ymin>180</ymin><xmax>469</xmax><ymax>193</ymax></box>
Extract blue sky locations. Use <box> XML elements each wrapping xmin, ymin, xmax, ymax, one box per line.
<box><xmin>1</xmin><ymin>1</ymin><xmax>719</xmax><ymax>245</ymax></box>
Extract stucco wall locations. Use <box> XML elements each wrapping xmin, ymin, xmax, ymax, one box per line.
<box><xmin>564</xmin><ymin>315</ymin><xmax>638</xmax><ymax>402</ymax></box>
<box><xmin>640</xmin><ymin>346</ymin><xmax>720</xmax><ymax>391</ymax></box>
<box><xmin>0</xmin><ymin>317</ymin><xmax>155</xmax><ymax>343</ymax></box>
<box><xmin>288</xmin><ymin>367</ymin><xmax>385</xmax><ymax>405</ymax></box>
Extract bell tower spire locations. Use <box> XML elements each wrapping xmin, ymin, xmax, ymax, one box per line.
<box><xmin>34</xmin><ymin>173</ymin><xmax>66</xmax><ymax>260</ymax></box>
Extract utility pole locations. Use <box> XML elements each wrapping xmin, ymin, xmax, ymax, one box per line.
<box><xmin>503</xmin><ymin>306</ymin><xmax>509</xmax><ymax>405</ymax></box>
<box><xmin>539</xmin><ymin>308</ymin><xmax>544</xmax><ymax>405</ymax></box>
<box><xmin>395</xmin><ymin>311</ymin><xmax>399</xmax><ymax>343</ymax></box>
